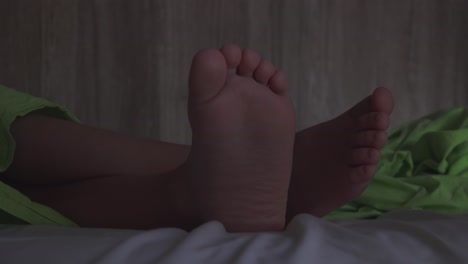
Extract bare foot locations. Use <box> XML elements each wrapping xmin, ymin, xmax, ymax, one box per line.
<box><xmin>287</xmin><ymin>88</ymin><xmax>394</xmax><ymax>221</ymax></box>
<box><xmin>184</xmin><ymin>45</ymin><xmax>296</xmax><ymax>232</ymax></box>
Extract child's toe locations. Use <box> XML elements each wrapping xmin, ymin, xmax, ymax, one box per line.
<box><xmin>353</xmin><ymin>130</ymin><xmax>387</xmax><ymax>148</ymax></box>
<box><xmin>268</xmin><ymin>71</ymin><xmax>289</xmax><ymax>94</ymax></box>
<box><xmin>237</xmin><ymin>49</ymin><xmax>261</xmax><ymax>77</ymax></box>
<box><xmin>349</xmin><ymin>148</ymin><xmax>380</xmax><ymax>165</ymax></box>
<box><xmin>220</xmin><ymin>44</ymin><xmax>242</xmax><ymax>70</ymax></box>
<box><xmin>371</xmin><ymin>87</ymin><xmax>394</xmax><ymax>114</ymax></box>
<box><xmin>349</xmin><ymin>164</ymin><xmax>377</xmax><ymax>184</ymax></box>
<box><xmin>357</xmin><ymin>112</ymin><xmax>390</xmax><ymax>131</ymax></box>
<box><xmin>254</xmin><ymin>60</ymin><xmax>276</xmax><ymax>85</ymax></box>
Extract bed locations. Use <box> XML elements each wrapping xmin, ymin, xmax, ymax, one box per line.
<box><xmin>1</xmin><ymin>210</ymin><xmax>467</xmax><ymax>263</ymax></box>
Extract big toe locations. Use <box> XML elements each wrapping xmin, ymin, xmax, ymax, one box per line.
<box><xmin>348</xmin><ymin>87</ymin><xmax>394</xmax><ymax>119</ymax></box>
<box><xmin>189</xmin><ymin>49</ymin><xmax>227</xmax><ymax>104</ymax></box>
<box><xmin>371</xmin><ymin>87</ymin><xmax>394</xmax><ymax>114</ymax></box>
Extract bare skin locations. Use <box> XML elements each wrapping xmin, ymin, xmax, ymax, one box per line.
<box><xmin>287</xmin><ymin>87</ymin><xmax>394</xmax><ymax>221</ymax></box>
<box><xmin>2</xmin><ymin>45</ymin><xmax>393</xmax><ymax>231</ymax></box>
<box><xmin>5</xmin><ymin>114</ymin><xmax>190</xmax><ymax>184</ymax></box>
<box><xmin>185</xmin><ymin>45</ymin><xmax>296</xmax><ymax>232</ymax></box>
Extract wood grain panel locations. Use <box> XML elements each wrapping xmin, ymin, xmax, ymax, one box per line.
<box><xmin>1</xmin><ymin>0</ymin><xmax>467</xmax><ymax>144</ymax></box>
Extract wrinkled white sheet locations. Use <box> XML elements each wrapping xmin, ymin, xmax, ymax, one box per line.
<box><xmin>1</xmin><ymin>210</ymin><xmax>467</xmax><ymax>264</ymax></box>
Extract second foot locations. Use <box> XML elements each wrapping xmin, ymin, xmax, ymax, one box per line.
<box><xmin>287</xmin><ymin>87</ymin><xmax>394</xmax><ymax>221</ymax></box>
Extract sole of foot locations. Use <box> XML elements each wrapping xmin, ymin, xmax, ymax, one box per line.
<box><xmin>184</xmin><ymin>45</ymin><xmax>296</xmax><ymax>232</ymax></box>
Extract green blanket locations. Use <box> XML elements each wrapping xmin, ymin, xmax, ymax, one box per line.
<box><xmin>326</xmin><ymin>107</ymin><xmax>468</xmax><ymax>220</ymax></box>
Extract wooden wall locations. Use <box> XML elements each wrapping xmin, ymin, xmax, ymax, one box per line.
<box><xmin>1</xmin><ymin>0</ymin><xmax>467</xmax><ymax>144</ymax></box>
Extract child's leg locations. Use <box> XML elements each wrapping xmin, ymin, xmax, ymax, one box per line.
<box><xmin>5</xmin><ymin>114</ymin><xmax>190</xmax><ymax>183</ymax></box>
<box><xmin>7</xmin><ymin>163</ymin><xmax>193</xmax><ymax>229</ymax></box>
<box><xmin>4</xmin><ymin>113</ymin><xmax>194</xmax><ymax>229</ymax></box>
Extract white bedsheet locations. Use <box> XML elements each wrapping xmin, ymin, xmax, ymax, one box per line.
<box><xmin>1</xmin><ymin>210</ymin><xmax>467</xmax><ymax>264</ymax></box>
